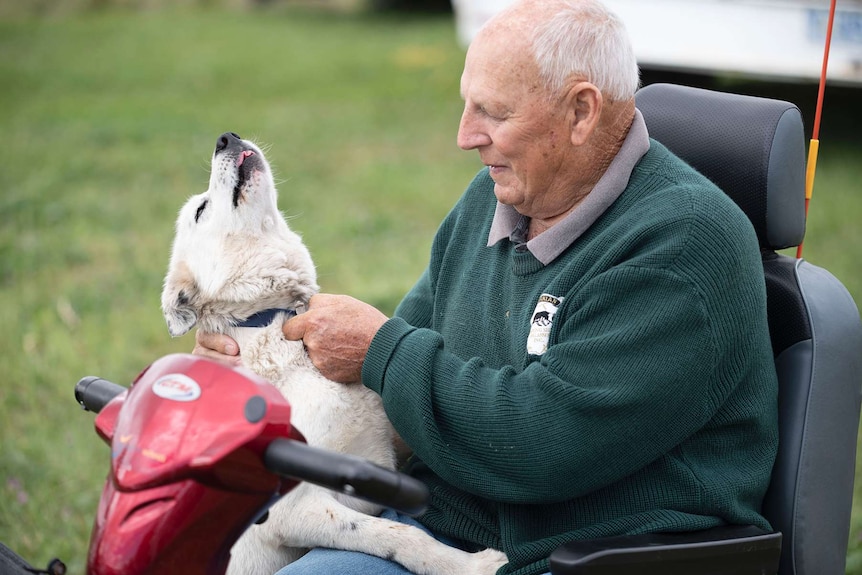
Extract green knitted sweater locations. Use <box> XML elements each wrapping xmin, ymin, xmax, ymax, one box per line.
<box><xmin>362</xmin><ymin>140</ymin><xmax>779</xmax><ymax>575</ymax></box>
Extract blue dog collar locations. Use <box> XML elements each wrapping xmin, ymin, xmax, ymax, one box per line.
<box><xmin>235</xmin><ymin>308</ymin><xmax>297</xmax><ymax>328</ymax></box>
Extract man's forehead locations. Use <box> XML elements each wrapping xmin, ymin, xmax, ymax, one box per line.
<box><xmin>461</xmin><ymin>34</ymin><xmax>539</xmax><ymax>99</ymax></box>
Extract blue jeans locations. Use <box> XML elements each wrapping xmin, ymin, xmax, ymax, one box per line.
<box><xmin>272</xmin><ymin>509</ymin><xmax>551</xmax><ymax>575</ymax></box>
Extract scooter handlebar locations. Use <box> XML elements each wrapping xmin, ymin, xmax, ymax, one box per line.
<box><xmin>75</xmin><ymin>376</ymin><xmax>127</xmax><ymax>413</ymax></box>
<box><xmin>74</xmin><ymin>375</ymin><xmax>429</xmax><ymax>516</ymax></box>
<box><xmin>264</xmin><ymin>438</ymin><xmax>429</xmax><ymax>517</ymax></box>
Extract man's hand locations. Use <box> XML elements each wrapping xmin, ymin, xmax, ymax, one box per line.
<box><xmin>283</xmin><ymin>294</ymin><xmax>388</xmax><ymax>384</ymax></box>
<box><xmin>193</xmin><ymin>330</ymin><xmax>242</xmax><ymax>367</ymax></box>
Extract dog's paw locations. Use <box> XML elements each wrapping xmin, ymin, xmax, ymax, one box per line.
<box><xmin>466</xmin><ymin>548</ymin><xmax>508</xmax><ymax>575</ymax></box>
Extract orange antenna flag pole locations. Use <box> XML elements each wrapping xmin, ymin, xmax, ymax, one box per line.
<box><xmin>797</xmin><ymin>0</ymin><xmax>838</xmax><ymax>258</ymax></box>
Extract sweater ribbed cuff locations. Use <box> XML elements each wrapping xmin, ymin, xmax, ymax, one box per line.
<box><xmin>362</xmin><ymin>316</ymin><xmax>416</xmax><ymax>396</ymax></box>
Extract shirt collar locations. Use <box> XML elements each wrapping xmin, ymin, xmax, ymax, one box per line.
<box><xmin>487</xmin><ymin>108</ymin><xmax>650</xmax><ymax>265</ymax></box>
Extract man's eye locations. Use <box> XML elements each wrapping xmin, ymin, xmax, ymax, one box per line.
<box><xmin>480</xmin><ymin>106</ymin><xmax>504</xmax><ymax>121</ymax></box>
<box><xmin>194</xmin><ymin>200</ymin><xmax>208</xmax><ymax>223</ymax></box>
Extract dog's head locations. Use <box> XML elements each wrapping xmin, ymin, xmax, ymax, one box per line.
<box><xmin>161</xmin><ymin>132</ymin><xmax>319</xmax><ymax>337</ymax></box>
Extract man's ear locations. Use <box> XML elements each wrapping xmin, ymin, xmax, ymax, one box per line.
<box><xmin>566</xmin><ymin>81</ymin><xmax>603</xmax><ymax>146</ymax></box>
<box><xmin>161</xmin><ymin>262</ymin><xmax>199</xmax><ymax>337</ymax></box>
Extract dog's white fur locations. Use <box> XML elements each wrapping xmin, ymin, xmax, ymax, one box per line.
<box><xmin>161</xmin><ymin>134</ymin><xmax>508</xmax><ymax>575</ymax></box>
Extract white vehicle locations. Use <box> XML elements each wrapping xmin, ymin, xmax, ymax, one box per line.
<box><xmin>451</xmin><ymin>0</ymin><xmax>862</xmax><ymax>86</ymax></box>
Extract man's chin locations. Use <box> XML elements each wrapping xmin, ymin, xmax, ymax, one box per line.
<box><xmin>492</xmin><ymin>182</ymin><xmax>519</xmax><ymax>206</ymax></box>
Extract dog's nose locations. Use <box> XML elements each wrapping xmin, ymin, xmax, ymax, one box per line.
<box><xmin>215</xmin><ymin>132</ymin><xmax>242</xmax><ymax>154</ymax></box>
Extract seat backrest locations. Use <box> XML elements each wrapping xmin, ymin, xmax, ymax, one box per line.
<box><xmin>636</xmin><ymin>83</ymin><xmax>862</xmax><ymax>575</ymax></box>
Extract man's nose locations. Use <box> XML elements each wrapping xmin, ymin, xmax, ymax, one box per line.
<box><xmin>457</xmin><ymin>110</ymin><xmax>489</xmax><ymax>151</ymax></box>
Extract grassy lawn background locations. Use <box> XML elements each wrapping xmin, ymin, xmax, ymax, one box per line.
<box><xmin>1</xmin><ymin>5</ymin><xmax>861</xmax><ymax>573</ymax></box>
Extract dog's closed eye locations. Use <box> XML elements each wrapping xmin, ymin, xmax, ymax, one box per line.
<box><xmin>194</xmin><ymin>199</ymin><xmax>208</xmax><ymax>223</ymax></box>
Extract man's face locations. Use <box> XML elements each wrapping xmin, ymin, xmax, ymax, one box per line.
<box><xmin>457</xmin><ymin>30</ymin><xmax>571</xmax><ymax>220</ymax></box>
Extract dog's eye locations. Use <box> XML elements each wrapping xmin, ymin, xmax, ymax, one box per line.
<box><xmin>194</xmin><ymin>200</ymin><xmax>208</xmax><ymax>223</ymax></box>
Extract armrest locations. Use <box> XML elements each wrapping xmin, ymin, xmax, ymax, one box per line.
<box><xmin>549</xmin><ymin>525</ymin><xmax>781</xmax><ymax>575</ymax></box>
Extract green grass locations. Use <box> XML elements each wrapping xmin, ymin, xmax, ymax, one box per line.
<box><xmin>1</xmin><ymin>6</ymin><xmax>861</xmax><ymax>573</ymax></box>
<box><xmin>0</xmin><ymin>8</ymin><xmax>478</xmax><ymax>571</ymax></box>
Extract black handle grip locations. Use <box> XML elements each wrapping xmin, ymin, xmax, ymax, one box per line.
<box><xmin>264</xmin><ymin>438</ymin><xmax>429</xmax><ymax>516</ymax></box>
<box><xmin>75</xmin><ymin>376</ymin><xmax>127</xmax><ymax>413</ymax></box>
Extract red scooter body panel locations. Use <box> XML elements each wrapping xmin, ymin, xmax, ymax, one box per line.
<box><xmin>87</xmin><ymin>354</ymin><xmax>303</xmax><ymax>575</ymax></box>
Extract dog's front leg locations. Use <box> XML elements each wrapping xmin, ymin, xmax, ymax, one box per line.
<box><xmin>227</xmin><ymin>517</ymin><xmax>307</xmax><ymax>575</ymax></box>
<box><xmin>260</xmin><ymin>486</ymin><xmax>508</xmax><ymax>575</ymax></box>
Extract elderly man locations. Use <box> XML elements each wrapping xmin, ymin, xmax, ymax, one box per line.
<box><xmin>198</xmin><ymin>1</ymin><xmax>779</xmax><ymax>574</ymax></box>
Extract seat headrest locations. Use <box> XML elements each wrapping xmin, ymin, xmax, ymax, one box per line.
<box><xmin>635</xmin><ymin>83</ymin><xmax>807</xmax><ymax>251</ymax></box>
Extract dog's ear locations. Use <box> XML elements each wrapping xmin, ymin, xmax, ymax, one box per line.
<box><xmin>164</xmin><ymin>290</ymin><xmax>198</xmax><ymax>337</ymax></box>
<box><xmin>161</xmin><ymin>261</ymin><xmax>200</xmax><ymax>337</ymax></box>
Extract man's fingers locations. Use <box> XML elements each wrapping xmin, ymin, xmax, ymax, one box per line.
<box><xmin>193</xmin><ymin>331</ymin><xmax>241</xmax><ymax>367</ymax></box>
<box><xmin>195</xmin><ymin>331</ymin><xmax>239</xmax><ymax>356</ymax></box>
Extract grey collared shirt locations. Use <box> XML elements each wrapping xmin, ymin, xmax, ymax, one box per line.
<box><xmin>486</xmin><ymin>108</ymin><xmax>651</xmax><ymax>265</ymax></box>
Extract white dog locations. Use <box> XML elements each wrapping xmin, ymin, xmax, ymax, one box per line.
<box><xmin>161</xmin><ymin>132</ymin><xmax>508</xmax><ymax>575</ymax></box>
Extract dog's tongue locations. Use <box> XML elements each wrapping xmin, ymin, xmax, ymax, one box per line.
<box><xmin>236</xmin><ymin>150</ymin><xmax>255</xmax><ymax>168</ymax></box>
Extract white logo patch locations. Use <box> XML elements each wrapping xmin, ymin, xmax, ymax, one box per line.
<box><xmin>527</xmin><ymin>294</ymin><xmax>563</xmax><ymax>355</ymax></box>
<box><xmin>152</xmin><ymin>373</ymin><xmax>202</xmax><ymax>402</ymax></box>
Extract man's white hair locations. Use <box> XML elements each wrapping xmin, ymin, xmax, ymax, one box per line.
<box><xmin>530</xmin><ymin>0</ymin><xmax>640</xmax><ymax>101</ymax></box>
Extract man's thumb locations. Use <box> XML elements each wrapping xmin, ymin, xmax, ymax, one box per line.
<box><xmin>282</xmin><ymin>314</ymin><xmax>305</xmax><ymax>341</ymax></box>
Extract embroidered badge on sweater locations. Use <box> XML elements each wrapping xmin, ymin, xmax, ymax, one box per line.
<box><xmin>527</xmin><ymin>294</ymin><xmax>563</xmax><ymax>355</ymax></box>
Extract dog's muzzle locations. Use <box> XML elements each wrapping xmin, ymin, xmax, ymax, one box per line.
<box><xmin>216</xmin><ymin>132</ymin><xmax>259</xmax><ymax>207</ymax></box>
